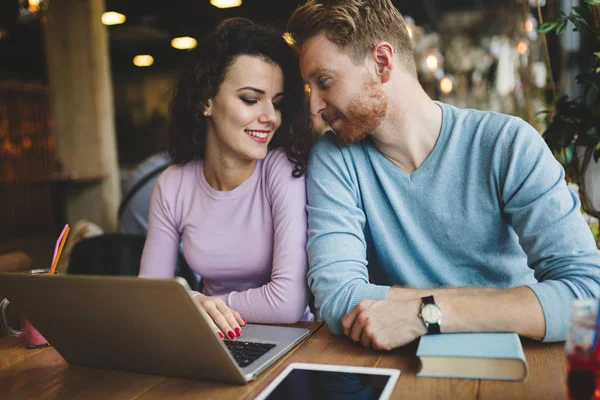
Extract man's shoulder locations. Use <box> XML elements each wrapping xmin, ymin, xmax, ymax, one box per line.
<box><xmin>308</xmin><ymin>132</ymin><xmax>372</xmax><ymax>186</ymax></box>
<box><xmin>312</xmin><ymin>131</ymin><xmax>338</xmax><ymax>153</ymax></box>
<box><xmin>312</xmin><ymin>131</ymin><xmax>366</xmax><ymax>158</ymax></box>
<box><xmin>441</xmin><ymin>102</ymin><xmax>538</xmax><ymax>148</ymax></box>
<box><xmin>130</xmin><ymin>153</ymin><xmax>170</xmax><ymax>179</ymax></box>
<box><xmin>122</xmin><ymin>153</ymin><xmax>171</xmax><ymax>193</ymax></box>
<box><xmin>442</xmin><ymin>102</ymin><xmax>516</xmax><ymax>128</ymax></box>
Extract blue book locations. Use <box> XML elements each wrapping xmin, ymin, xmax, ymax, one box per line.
<box><xmin>416</xmin><ymin>332</ymin><xmax>529</xmax><ymax>381</ymax></box>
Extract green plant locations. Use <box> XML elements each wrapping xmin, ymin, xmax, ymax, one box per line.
<box><xmin>538</xmin><ymin>0</ymin><xmax>600</xmax><ymax>221</ymax></box>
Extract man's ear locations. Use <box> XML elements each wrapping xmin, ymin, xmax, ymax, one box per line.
<box><xmin>371</xmin><ymin>41</ymin><xmax>394</xmax><ymax>84</ymax></box>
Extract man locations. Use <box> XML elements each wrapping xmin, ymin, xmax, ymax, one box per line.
<box><xmin>118</xmin><ymin>152</ymin><xmax>199</xmax><ymax>289</ymax></box>
<box><xmin>287</xmin><ymin>0</ymin><xmax>600</xmax><ymax>351</ymax></box>
<box><xmin>119</xmin><ymin>152</ymin><xmax>170</xmax><ymax>235</ymax></box>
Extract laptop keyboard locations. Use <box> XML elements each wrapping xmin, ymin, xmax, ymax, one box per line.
<box><xmin>224</xmin><ymin>340</ymin><xmax>277</xmax><ymax>368</ymax></box>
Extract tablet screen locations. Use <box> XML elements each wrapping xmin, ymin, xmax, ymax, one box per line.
<box><xmin>260</xmin><ymin>367</ymin><xmax>395</xmax><ymax>400</ymax></box>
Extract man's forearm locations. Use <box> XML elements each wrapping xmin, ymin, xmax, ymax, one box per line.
<box><xmin>387</xmin><ymin>286</ymin><xmax>499</xmax><ymax>301</ymax></box>
<box><xmin>388</xmin><ymin>286</ymin><xmax>545</xmax><ymax>340</ymax></box>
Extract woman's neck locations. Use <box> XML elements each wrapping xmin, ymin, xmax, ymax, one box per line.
<box><xmin>203</xmin><ymin>154</ymin><xmax>256</xmax><ymax>192</ymax></box>
<box><xmin>203</xmin><ymin>136</ymin><xmax>256</xmax><ymax>192</ymax></box>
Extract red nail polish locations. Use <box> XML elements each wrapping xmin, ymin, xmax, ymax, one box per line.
<box><xmin>235</xmin><ymin>327</ymin><xmax>242</xmax><ymax>337</ymax></box>
<box><xmin>242</xmin><ymin>318</ymin><xmax>247</xmax><ymax>325</ymax></box>
<box><xmin>218</xmin><ymin>332</ymin><xmax>224</xmax><ymax>339</ymax></box>
<box><xmin>228</xmin><ymin>331</ymin><xmax>235</xmax><ymax>340</ymax></box>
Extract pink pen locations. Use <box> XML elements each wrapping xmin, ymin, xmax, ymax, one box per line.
<box><xmin>50</xmin><ymin>224</ymin><xmax>69</xmax><ymax>268</ymax></box>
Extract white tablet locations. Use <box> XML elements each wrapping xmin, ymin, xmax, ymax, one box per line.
<box><xmin>255</xmin><ymin>363</ymin><xmax>401</xmax><ymax>400</ymax></box>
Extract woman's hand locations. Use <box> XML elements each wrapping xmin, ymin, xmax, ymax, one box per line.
<box><xmin>191</xmin><ymin>293</ymin><xmax>247</xmax><ymax>339</ymax></box>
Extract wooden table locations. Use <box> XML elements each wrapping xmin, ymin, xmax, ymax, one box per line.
<box><xmin>0</xmin><ymin>322</ymin><xmax>567</xmax><ymax>399</ymax></box>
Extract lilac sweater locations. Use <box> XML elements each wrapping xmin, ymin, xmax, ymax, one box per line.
<box><xmin>139</xmin><ymin>148</ymin><xmax>310</xmax><ymax>324</ymax></box>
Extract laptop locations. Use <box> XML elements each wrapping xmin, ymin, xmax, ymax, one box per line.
<box><xmin>0</xmin><ymin>273</ymin><xmax>310</xmax><ymax>384</ymax></box>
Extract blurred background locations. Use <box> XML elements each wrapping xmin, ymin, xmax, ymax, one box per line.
<box><xmin>0</xmin><ymin>0</ymin><xmax>598</xmax><ymax>268</ymax></box>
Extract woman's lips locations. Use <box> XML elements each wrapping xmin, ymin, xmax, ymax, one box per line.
<box><xmin>245</xmin><ymin>129</ymin><xmax>269</xmax><ymax>144</ymax></box>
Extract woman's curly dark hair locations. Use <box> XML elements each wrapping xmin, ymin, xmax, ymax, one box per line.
<box><xmin>169</xmin><ymin>17</ymin><xmax>313</xmax><ymax>177</ymax></box>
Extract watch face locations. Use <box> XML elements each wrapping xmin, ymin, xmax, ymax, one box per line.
<box><xmin>422</xmin><ymin>304</ymin><xmax>441</xmax><ymax>323</ymax></box>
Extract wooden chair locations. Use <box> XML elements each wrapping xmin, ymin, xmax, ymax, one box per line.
<box><xmin>0</xmin><ymin>251</ymin><xmax>33</xmax><ymax>273</ymax></box>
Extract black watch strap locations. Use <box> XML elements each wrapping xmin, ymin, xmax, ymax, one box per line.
<box><xmin>428</xmin><ymin>320</ymin><xmax>441</xmax><ymax>334</ymax></box>
<box><xmin>422</xmin><ymin>295</ymin><xmax>441</xmax><ymax>334</ymax></box>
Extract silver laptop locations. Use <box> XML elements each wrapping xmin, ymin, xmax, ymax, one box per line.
<box><xmin>0</xmin><ymin>273</ymin><xmax>310</xmax><ymax>384</ymax></box>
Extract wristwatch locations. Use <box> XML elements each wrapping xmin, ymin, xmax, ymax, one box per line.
<box><xmin>419</xmin><ymin>295</ymin><xmax>442</xmax><ymax>334</ymax></box>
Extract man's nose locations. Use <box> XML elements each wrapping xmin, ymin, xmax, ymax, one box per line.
<box><xmin>309</xmin><ymin>90</ymin><xmax>326</xmax><ymax>116</ymax></box>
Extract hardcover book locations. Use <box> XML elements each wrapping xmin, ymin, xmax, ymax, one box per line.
<box><xmin>416</xmin><ymin>332</ymin><xmax>529</xmax><ymax>381</ymax></box>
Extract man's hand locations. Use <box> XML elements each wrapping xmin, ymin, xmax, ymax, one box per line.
<box><xmin>339</xmin><ymin>286</ymin><xmax>545</xmax><ymax>350</ymax></box>
<box><xmin>341</xmin><ymin>299</ymin><xmax>427</xmax><ymax>351</ymax></box>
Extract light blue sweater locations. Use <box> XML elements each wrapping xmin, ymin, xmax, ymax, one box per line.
<box><xmin>306</xmin><ymin>102</ymin><xmax>600</xmax><ymax>342</ymax></box>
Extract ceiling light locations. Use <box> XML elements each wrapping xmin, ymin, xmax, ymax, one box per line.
<box><xmin>210</xmin><ymin>0</ymin><xmax>242</xmax><ymax>9</ymax></box>
<box><xmin>440</xmin><ymin>76</ymin><xmax>454</xmax><ymax>94</ymax></box>
<box><xmin>18</xmin><ymin>0</ymin><xmax>49</xmax><ymax>21</ymax></box>
<box><xmin>524</xmin><ymin>14</ymin><xmax>538</xmax><ymax>40</ymax></box>
<box><xmin>426</xmin><ymin>54</ymin><xmax>439</xmax><ymax>72</ymax></box>
<box><xmin>517</xmin><ymin>41</ymin><xmax>529</xmax><ymax>55</ymax></box>
<box><xmin>133</xmin><ymin>55</ymin><xmax>154</xmax><ymax>67</ymax></box>
<box><xmin>28</xmin><ymin>0</ymin><xmax>41</xmax><ymax>12</ymax></box>
<box><xmin>171</xmin><ymin>36</ymin><xmax>197</xmax><ymax>50</ymax></box>
<box><xmin>102</xmin><ymin>12</ymin><xmax>126</xmax><ymax>26</ymax></box>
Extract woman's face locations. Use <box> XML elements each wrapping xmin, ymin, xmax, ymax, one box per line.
<box><xmin>205</xmin><ymin>55</ymin><xmax>284</xmax><ymax>163</ymax></box>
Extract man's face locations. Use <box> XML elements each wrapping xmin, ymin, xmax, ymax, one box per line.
<box><xmin>299</xmin><ymin>34</ymin><xmax>388</xmax><ymax>146</ymax></box>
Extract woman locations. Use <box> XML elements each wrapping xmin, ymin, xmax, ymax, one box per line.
<box><xmin>139</xmin><ymin>18</ymin><xmax>313</xmax><ymax>340</ymax></box>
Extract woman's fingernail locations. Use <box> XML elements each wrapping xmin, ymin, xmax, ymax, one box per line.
<box><xmin>235</xmin><ymin>327</ymin><xmax>242</xmax><ymax>337</ymax></box>
<box><xmin>242</xmin><ymin>318</ymin><xmax>247</xmax><ymax>325</ymax></box>
<box><xmin>228</xmin><ymin>331</ymin><xmax>235</xmax><ymax>340</ymax></box>
<box><xmin>218</xmin><ymin>332</ymin><xmax>224</xmax><ymax>339</ymax></box>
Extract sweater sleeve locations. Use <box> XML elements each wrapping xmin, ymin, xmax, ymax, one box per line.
<box><xmin>138</xmin><ymin>167</ymin><xmax>181</xmax><ymax>279</ymax></box>
<box><xmin>501</xmin><ymin>119</ymin><xmax>600</xmax><ymax>342</ymax></box>
<box><xmin>219</xmin><ymin>150</ymin><xmax>310</xmax><ymax>324</ymax></box>
<box><xmin>306</xmin><ymin>136</ymin><xmax>389</xmax><ymax>335</ymax></box>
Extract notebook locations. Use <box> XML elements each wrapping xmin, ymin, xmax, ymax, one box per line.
<box><xmin>416</xmin><ymin>332</ymin><xmax>529</xmax><ymax>381</ymax></box>
<box><xmin>0</xmin><ymin>273</ymin><xmax>310</xmax><ymax>383</ymax></box>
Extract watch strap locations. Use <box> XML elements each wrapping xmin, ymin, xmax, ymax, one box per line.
<box><xmin>421</xmin><ymin>295</ymin><xmax>441</xmax><ymax>334</ymax></box>
<box><xmin>427</xmin><ymin>318</ymin><xmax>441</xmax><ymax>334</ymax></box>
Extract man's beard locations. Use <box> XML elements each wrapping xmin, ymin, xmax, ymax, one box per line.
<box><xmin>332</xmin><ymin>78</ymin><xmax>388</xmax><ymax>146</ymax></box>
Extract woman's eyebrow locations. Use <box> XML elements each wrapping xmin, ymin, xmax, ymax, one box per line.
<box><xmin>237</xmin><ymin>87</ymin><xmax>284</xmax><ymax>98</ymax></box>
<box><xmin>236</xmin><ymin>86</ymin><xmax>264</xmax><ymax>94</ymax></box>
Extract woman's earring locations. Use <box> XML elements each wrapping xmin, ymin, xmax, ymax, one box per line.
<box><xmin>203</xmin><ymin>99</ymin><xmax>211</xmax><ymax>117</ymax></box>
